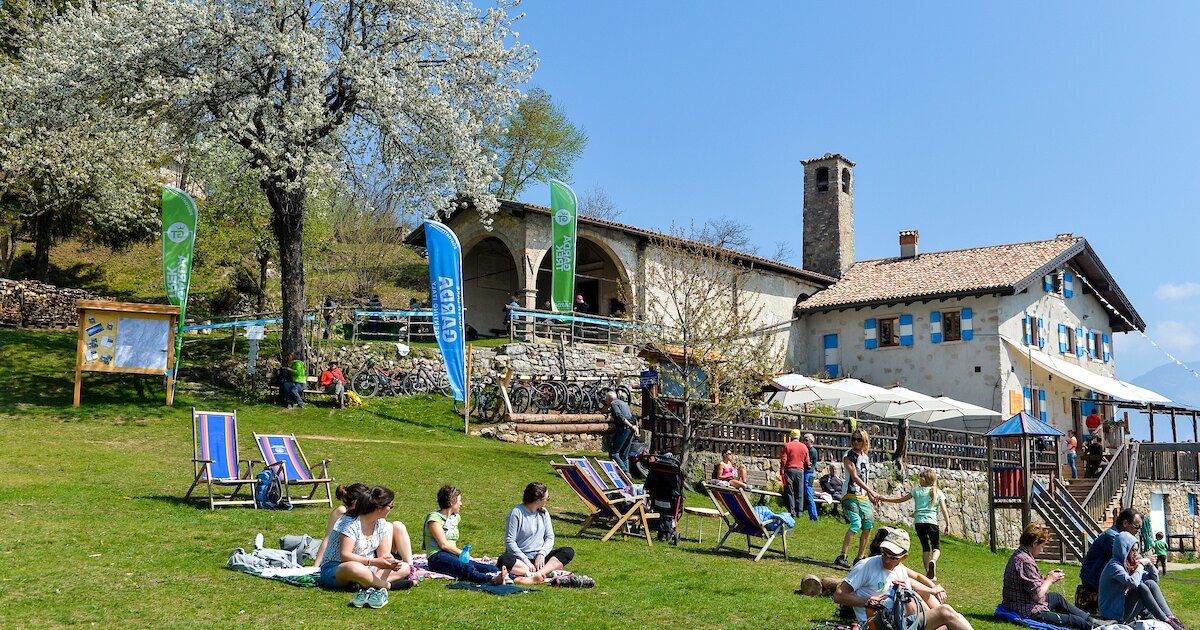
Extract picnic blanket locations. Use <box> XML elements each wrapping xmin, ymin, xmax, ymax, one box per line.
<box><xmin>447</xmin><ymin>581</ymin><xmax>536</xmax><ymax>596</ymax></box>
<box><xmin>994</xmin><ymin>604</ymin><xmax>1069</xmax><ymax>630</ymax></box>
<box><xmin>230</xmin><ymin>563</ymin><xmax>321</xmax><ymax>588</ymax></box>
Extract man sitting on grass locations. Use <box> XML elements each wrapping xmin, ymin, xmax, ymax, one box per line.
<box><xmin>833</xmin><ymin>528</ymin><xmax>972</xmax><ymax>630</ymax></box>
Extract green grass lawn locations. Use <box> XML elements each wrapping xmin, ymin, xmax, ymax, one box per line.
<box><xmin>0</xmin><ymin>328</ymin><xmax>1197</xmax><ymax>628</ymax></box>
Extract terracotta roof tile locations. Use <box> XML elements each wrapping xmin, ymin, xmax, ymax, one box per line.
<box><xmin>796</xmin><ymin>236</ymin><xmax>1084</xmax><ymax>311</ymax></box>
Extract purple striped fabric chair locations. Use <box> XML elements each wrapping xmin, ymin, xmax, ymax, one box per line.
<box><xmin>254</xmin><ymin>433</ymin><xmax>334</xmax><ymax>507</ymax></box>
<box><xmin>552</xmin><ymin>462</ymin><xmax>657</xmax><ymax>546</ymax></box>
<box><xmin>704</xmin><ymin>482</ymin><xmax>790</xmax><ymax>561</ymax></box>
<box><xmin>185</xmin><ymin>409</ymin><xmax>257</xmax><ymax>509</ymax></box>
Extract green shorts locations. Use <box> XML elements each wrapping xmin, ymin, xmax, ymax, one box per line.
<box><xmin>842</xmin><ymin>495</ymin><xmax>874</xmax><ymax>533</ymax></box>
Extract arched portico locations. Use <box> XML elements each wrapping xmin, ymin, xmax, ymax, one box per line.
<box><xmin>532</xmin><ymin>235</ymin><xmax>632</xmax><ymax>317</ymax></box>
<box><xmin>462</xmin><ymin>236</ymin><xmax>519</xmax><ymax>337</ymax></box>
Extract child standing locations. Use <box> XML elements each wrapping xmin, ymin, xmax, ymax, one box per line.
<box><xmin>1153</xmin><ymin>531</ymin><xmax>1168</xmax><ymax>575</ymax></box>
<box><xmin>882</xmin><ymin>469</ymin><xmax>950</xmax><ymax>580</ymax></box>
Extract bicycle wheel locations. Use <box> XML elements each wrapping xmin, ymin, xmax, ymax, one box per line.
<box><xmin>350</xmin><ymin>371</ymin><xmax>380</xmax><ymax>398</ymax></box>
<box><xmin>564</xmin><ymin>382</ymin><xmax>583</xmax><ymax>414</ymax></box>
<box><xmin>435</xmin><ymin>371</ymin><xmax>452</xmax><ymax>397</ymax></box>
<box><xmin>403</xmin><ymin>371</ymin><xmax>428</xmax><ymax>394</ymax></box>
<box><xmin>616</xmin><ymin>384</ymin><xmax>632</xmax><ymax>403</ymax></box>
<box><xmin>532</xmin><ymin>382</ymin><xmax>555</xmax><ymax>413</ymax></box>
<box><xmin>478</xmin><ymin>384</ymin><xmax>501</xmax><ymax>421</ymax></box>
<box><xmin>510</xmin><ymin>384</ymin><xmax>531</xmax><ymax>414</ymax></box>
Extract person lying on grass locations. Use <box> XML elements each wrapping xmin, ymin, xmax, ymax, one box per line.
<box><xmin>498</xmin><ymin>482</ymin><xmax>594</xmax><ymax>587</ymax></box>
<box><xmin>424</xmin><ymin>484</ymin><xmax>540</xmax><ymax>586</ymax></box>
<box><xmin>833</xmin><ymin>528</ymin><xmax>972</xmax><ymax>630</ymax></box>
<box><xmin>313</xmin><ymin>483</ymin><xmax>414</xmax><ymax>569</ymax></box>
<box><xmin>317</xmin><ymin>485</ymin><xmax>412</xmax><ymax>608</ymax></box>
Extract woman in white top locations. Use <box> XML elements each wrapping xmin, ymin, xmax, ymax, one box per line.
<box><xmin>313</xmin><ymin>483</ymin><xmax>414</xmax><ymax>568</ymax></box>
<box><xmin>317</xmin><ymin>485</ymin><xmax>411</xmax><ymax>592</ymax></box>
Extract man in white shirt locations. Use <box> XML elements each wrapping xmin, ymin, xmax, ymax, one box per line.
<box><xmin>834</xmin><ymin>528</ymin><xmax>973</xmax><ymax>630</ymax></box>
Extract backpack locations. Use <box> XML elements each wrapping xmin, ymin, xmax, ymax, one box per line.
<box><xmin>868</xmin><ymin>585</ymin><xmax>926</xmax><ymax>630</ymax></box>
<box><xmin>254</xmin><ymin>468</ymin><xmax>291</xmax><ymax>510</ymax></box>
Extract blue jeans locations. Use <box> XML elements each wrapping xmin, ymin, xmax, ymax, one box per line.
<box><xmin>1066</xmin><ymin>452</ymin><xmax>1077</xmax><ymax>479</ymax></box>
<box><xmin>803</xmin><ymin>469</ymin><xmax>818</xmax><ymax>521</ymax></box>
<box><xmin>427</xmin><ymin>550</ymin><xmax>499</xmax><ymax>583</ymax></box>
<box><xmin>284</xmin><ymin>381</ymin><xmax>305</xmax><ymax>407</ymax></box>
<box><xmin>609</xmin><ymin>426</ymin><xmax>634</xmax><ymax>472</ymax></box>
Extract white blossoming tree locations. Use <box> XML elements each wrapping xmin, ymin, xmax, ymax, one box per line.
<box><xmin>12</xmin><ymin>0</ymin><xmax>535</xmax><ymax>358</ymax></box>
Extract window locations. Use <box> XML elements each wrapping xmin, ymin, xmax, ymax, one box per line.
<box><xmin>816</xmin><ymin>167</ymin><xmax>829</xmax><ymax>192</ymax></box>
<box><xmin>1030</xmin><ymin>389</ymin><xmax>1042</xmax><ymax>419</ymax></box>
<box><xmin>942</xmin><ymin>311</ymin><xmax>962</xmax><ymax>342</ymax></box>
<box><xmin>1066</xmin><ymin>327</ymin><xmax>1076</xmax><ymax>354</ymax></box>
<box><xmin>1190</xmin><ymin>493</ymin><xmax>1198</xmax><ymax>516</ymax></box>
<box><xmin>1024</xmin><ymin>316</ymin><xmax>1042</xmax><ymax>347</ymax></box>
<box><xmin>879</xmin><ymin>316</ymin><xmax>900</xmax><ymax>347</ymax></box>
<box><xmin>1091</xmin><ymin>331</ymin><xmax>1103</xmax><ymax>360</ymax></box>
<box><xmin>841</xmin><ymin>168</ymin><xmax>851</xmax><ymax>193</ymax></box>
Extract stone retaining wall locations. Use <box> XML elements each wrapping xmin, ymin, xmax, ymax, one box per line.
<box><xmin>1130</xmin><ymin>480</ymin><xmax>1200</xmax><ymax>561</ymax></box>
<box><xmin>0</xmin><ymin>279</ymin><xmax>105</xmax><ymax>328</ymax></box>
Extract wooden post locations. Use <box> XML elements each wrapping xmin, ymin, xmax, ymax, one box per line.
<box><xmin>463</xmin><ymin>345</ymin><xmax>473</xmax><ymax>434</ymax></box>
<box><xmin>1172</xmin><ymin>409</ymin><xmax>1180</xmax><ymax>481</ymax></box>
<box><xmin>1148</xmin><ymin>403</ymin><xmax>1155</xmax><ymax>443</ymax></box>
<box><xmin>73</xmin><ymin>310</ymin><xmax>86</xmax><ymax>407</ymax></box>
<box><xmin>499</xmin><ymin>367</ymin><xmax>515</xmax><ymax>419</ymax></box>
<box><xmin>1021</xmin><ymin>437</ymin><xmax>1032</xmax><ymax>531</ymax></box>
<box><xmin>987</xmin><ymin>435</ymin><xmax>997</xmax><ymax>553</ymax></box>
<box><xmin>165</xmin><ymin>314</ymin><xmax>177</xmax><ymax>406</ymax></box>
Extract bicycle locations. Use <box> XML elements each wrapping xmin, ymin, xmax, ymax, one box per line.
<box><xmin>350</xmin><ymin>357</ymin><xmax>405</xmax><ymax>397</ymax></box>
<box><xmin>402</xmin><ymin>360</ymin><xmax>452</xmax><ymax>397</ymax></box>
<box><xmin>452</xmin><ymin>377</ymin><xmax>503</xmax><ymax>421</ymax></box>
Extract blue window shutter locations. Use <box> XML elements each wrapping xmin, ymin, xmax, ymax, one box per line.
<box><xmin>899</xmin><ymin>314</ymin><xmax>914</xmax><ymax>346</ymax></box>
<box><xmin>1076</xmin><ymin>327</ymin><xmax>1084</xmax><ymax>357</ymax></box>
<box><xmin>961</xmin><ymin>308</ymin><xmax>973</xmax><ymax>340</ymax></box>
<box><xmin>1086</xmin><ymin>327</ymin><xmax>1095</xmax><ymax>358</ymax></box>
<box><xmin>1037</xmin><ymin>318</ymin><xmax>1045</xmax><ymax>349</ymax></box>
<box><xmin>1044</xmin><ymin>275</ymin><xmax>1053</xmax><ymax>292</ymax></box>
<box><xmin>1023</xmin><ymin>387</ymin><xmax>1032</xmax><ymax>414</ymax></box>
<box><xmin>1023</xmin><ymin>314</ymin><xmax>1032</xmax><ymax>345</ymax></box>
<box><xmin>823</xmin><ymin>334</ymin><xmax>840</xmax><ymax>378</ymax></box>
<box><xmin>1058</xmin><ymin>323</ymin><xmax>1068</xmax><ymax>354</ymax></box>
<box><xmin>930</xmin><ymin>311</ymin><xmax>942</xmax><ymax>344</ymax></box>
<box><xmin>1063</xmin><ymin>272</ymin><xmax>1074</xmax><ymax>299</ymax></box>
<box><xmin>1102</xmin><ymin>333</ymin><xmax>1111</xmax><ymax>362</ymax></box>
<box><xmin>864</xmin><ymin>319</ymin><xmax>877</xmax><ymax>350</ymax></box>
<box><xmin>1038</xmin><ymin>389</ymin><xmax>1047</xmax><ymax>423</ymax></box>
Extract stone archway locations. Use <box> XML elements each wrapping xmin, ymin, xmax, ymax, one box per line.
<box><xmin>533</xmin><ymin>236</ymin><xmax>631</xmax><ymax>316</ymax></box>
<box><xmin>462</xmin><ymin>237</ymin><xmax>518</xmax><ymax>337</ymax></box>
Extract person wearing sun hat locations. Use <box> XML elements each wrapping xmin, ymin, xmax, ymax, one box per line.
<box><xmin>834</xmin><ymin>528</ymin><xmax>972</xmax><ymax>630</ymax></box>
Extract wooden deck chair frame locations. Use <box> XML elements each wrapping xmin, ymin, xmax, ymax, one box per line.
<box><xmin>703</xmin><ymin>482</ymin><xmax>790</xmax><ymax>561</ymax></box>
<box><xmin>552</xmin><ymin>462</ymin><xmax>658</xmax><ymax>546</ymax></box>
<box><xmin>595</xmin><ymin>458</ymin><xmax>635</xmax><ymax>491</ymax></box>
<box><xmin>185</xmin><ymin>408</ymin><xmax>258</xmax><ymax>509</ymax></box>
<box><xmin>254</xmin><ymin>433</ymin><xmax>334</xmax><ymax>507</ymax></box>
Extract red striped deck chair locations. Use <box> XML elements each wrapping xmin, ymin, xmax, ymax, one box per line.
<box><xmin>254</xmin><ymin>433</ymin><xmax>334</xmax><ymax>507</ymax></box>
<box><xmin>551</xmin><ymin>462</ymin><xmax>657</xmax><ymax>546</ymax></box>
<box><xmin>564</xmin><ymin>456</ymin><xmax>615</xmax><ymax>493</ymax></box>
<box><xmin>596</xmin><ymin>458</ymin><xmax>636</xmax><ymax>493</ymax></box>
<box><xmin>704</xmin><ymin>482</ymin><xmax>790</xmax><ymax>561</ymax></box>
<box><xmin>185</xmin><ymin>409</ymin><xmax>257</xmax><ymax>509</ymax></box>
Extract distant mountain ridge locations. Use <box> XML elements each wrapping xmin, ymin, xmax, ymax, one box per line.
<box><xmin>1131</xmin><ymin>360</ymin><xmax>1200</xmax><ymax>409</ymax></box>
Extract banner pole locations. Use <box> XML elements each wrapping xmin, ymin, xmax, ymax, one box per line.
<box><xmin>464</xmin><ymin>344</ymin><xmax>473</xmax><ymax>434</ymax></box>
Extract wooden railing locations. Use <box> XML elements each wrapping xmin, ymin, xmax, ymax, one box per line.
<box><xmin>1081</xmin><ymin>443</ymin><xmax>1128</xmax><ymax>523</ymax></box>
<box><xmin>1134</xmin><ymin>442</ymin><xmax>1200</xmax><ymax>482</ymax></box>
<box><xmin>507</xmin><ymin>308</ymin><xmax>636</xmax><ymax>347</ymax></box>
<box><xmin>643</xmin><ymin>403</ymin><xmax>1058</xmax><ymax>472</ymax></box>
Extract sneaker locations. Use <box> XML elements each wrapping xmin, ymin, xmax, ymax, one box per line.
<box><xmin>926</xmin><ymin>560</ymin><xmax>937</xmax><ymax>581</ymax></box>
<box><xmin>253</xmin><ymin>533</ymin><xmax>264</xmax><ymax>550</ymax></box>
<box><xmin>1167</xmin><ymin>616</ymin><xmax>1187</xmax><ymax>630</ymax></box>
<box><xmin>349</xmin><ymin>588</ymin><xmax>371</xmax><ymax>608</ymax></box>
<box><xmin>390</xmin><ymin>579</ymin><xmax>415</xmax><ymax>591</ymax></box>
<box><xmin>833</xmin><ymin>555</ymin><xmax>851</xmax><ymax>569</ymax></box>
<box><xmin>853</xmin><ymin>556</ymin><xmax>864</xmax><ymax>567</ymax></box>
<box><xmin>557</xmin><ymin>574</ymin><xmax>596</xmax><ymax>588</ymax></box>
<box><xmin>365</xmin><ymin>587</ymin><xmax>389</xmax><ymax>609</ymax></box>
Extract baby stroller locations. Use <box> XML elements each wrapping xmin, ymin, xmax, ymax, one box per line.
<box><xmin>643</xmin><ymin>452</ymin><xmax>685</xmax><ymax>545</ymax></box>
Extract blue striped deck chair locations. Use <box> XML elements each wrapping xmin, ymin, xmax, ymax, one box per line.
<box><xmin>596</xmin><ymin>458</ymin><xmax>639</xmax><ymax>493</ymax></box>
<box><xmin>185</xmin><ymin>409</ymin><xmax>257</xmax><ymax>509</ymax></box>
<box><xmin>704</xmin><ymin>482</ymin><xmax>790</xmax><ymax>561</ymax></box>
<box><xmin>564</xmin><ymin>456</ymin><xmax>616</xmax><ymax>493</ymax></box>
<box><xmin>551</xmin><ymin>462</ymin><xmax>657</xmax><ymax>546</ymax></box>
<box><xmin>254</xmin><ymin>433</ymin><xmax>334</xmax><ymax>507</ymax></box>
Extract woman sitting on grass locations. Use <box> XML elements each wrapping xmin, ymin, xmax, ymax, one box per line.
<box><xmin>1098</xmin><ymin>532</ymin><xmax>1184</xmax><ymax>630</ymax></box>
<box><xmin>317</xmin><ymin>485</ymin><xmax>412</xmax><ymax>608</ymax></box>
<box><xmin>498</xmin><ymin>482</ymin><xmax>592</xmax><ymax>587</ymax></box>
<box><xmin>424</xmin><ymin>484</ymin><xmax>537</xmax><ymax>585</ymax></box>
<box><xmin>314</xmin><ymin>483</ymin><xmax>414</xmax><ymax>569</ymax></box>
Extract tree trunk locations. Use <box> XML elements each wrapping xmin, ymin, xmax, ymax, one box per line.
<box><xmin>893</xmin><ymin>417</ymin><xmax>909</xmax><ymax>480</ymax></box>
<box><xmin>264</xmin><ymin>182</ymin><xmax>306</xmax><ymax>362</ymax></box>
<box><xmin>679</xmin><ymin>399</ymin><xmax>694</xmax><ymax>470</ymax></box>
<box><xmin>31</xmin><ymin>209</ymin><xmax>54</xmax><ymax>282</ymax></box>
<box><xmin>256</xmin><ymin>250</ymin><xmax>269</xmax><ymax>312</ymax></box>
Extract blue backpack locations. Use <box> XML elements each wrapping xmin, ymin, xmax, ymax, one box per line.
<box><xmin>254</xmin><ymin>468</ymin><xmax>291</xmax><ymax>510</ymax></box>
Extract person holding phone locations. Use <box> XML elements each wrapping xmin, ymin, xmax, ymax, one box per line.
<box><xmin>1002</xmin><ymin>524</ymin><xmax>1101</xmax><ymax>629</ymax></box>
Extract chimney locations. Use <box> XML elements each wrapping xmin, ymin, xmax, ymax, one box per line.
<box><xmin>801</xmin><ymin>153</ymin><xmax>855</xmax><ymax>278</ymax></box>
<box><xmin>899</xmin><ymin>230</ymin><xmax>919</xmax><ymax>259</ymax></box>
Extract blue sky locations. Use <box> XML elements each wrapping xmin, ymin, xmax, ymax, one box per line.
<box><xmin>509</xmin><ymin>2</ymin><xmax>1200</xmax><ymax>384</ymax></box>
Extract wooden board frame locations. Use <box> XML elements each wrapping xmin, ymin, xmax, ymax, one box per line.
<box><xmin>74</xmin><ymin>300</ymin><xmax>180</xmax><ymax>406</ymax></box>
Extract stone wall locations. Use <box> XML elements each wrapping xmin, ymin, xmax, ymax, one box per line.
<box><xmin>1129</xmin><ymin>480</ymin><xmax>1200</xmax><ymax>561</ymax></box>
<box><xmin>686</xmin><ymin>451</ymin><xmax>1027</xmax><ymax>548</ymax></box>
<box><xmin>0</xmin><ymin>279</ymin><xmax>105</xmax><ymax>328</ymax></box>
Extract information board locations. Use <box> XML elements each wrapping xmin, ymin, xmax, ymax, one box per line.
<box><xmin>74</xmin><ymin>300</ymin><xmax>180</xmax><ymax>406</ymax></box>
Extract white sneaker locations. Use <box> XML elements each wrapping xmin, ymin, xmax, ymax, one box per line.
<box><xmin>253</xmin><ymin>533</ymin><xmax>264</xmax><ymax>550</ymax></box>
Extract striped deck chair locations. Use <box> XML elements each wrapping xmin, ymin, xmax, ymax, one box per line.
<box><xmin>551</xmin><ymin>462</ymin><xmax>658</xmax><ymax>546</ymax></box>
<box><xmin>596</xmin><ymin>458</ymin><xmax>637</xmax><ymax>492</ymax></box>
<box><xmin>564</xmin><ymin>456</ymin><xmax>615</xmax><ymax>492</ymax></box>
<box><xmin>185</xmin><ymin>409</ymin><xmax>257</xmax><ymax>509</ymax></box>
<box><xmin>703</xmin><ymin>482</ymin><xmax>791</xmax><ymax>561</ymax></box>
<box><xmin>254</xmin><ymin>433</ymin><xmax>334</xmax><ymax>507</ymax></box>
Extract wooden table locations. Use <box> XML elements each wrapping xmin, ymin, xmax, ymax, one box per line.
<box><xmin>682</xmin><ymin>506</ymin><xmax>724</xmax><ymax>544</ymax></box>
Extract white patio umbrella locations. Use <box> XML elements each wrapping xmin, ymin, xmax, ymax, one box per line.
<box><xmin>765</xmin><ymin>374</ymin><xmax>869</xmax><ymax>409</ymax></box>
<box><xmin>820</xmin><ymin>378</ymin><xmax>908</xmax><ymax>414</ymax></box>
<box><xmin>896</xmin><ymin>395</ymin><xmax>1001</xmax><ymax>423</ymax></box>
